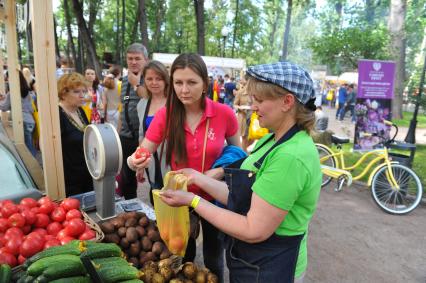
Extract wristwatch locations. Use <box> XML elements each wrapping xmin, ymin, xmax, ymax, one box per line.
<box><xmin>133</xmin><ymin>84</ymin><xmax>140</xmax><ymax>91</ymax></box>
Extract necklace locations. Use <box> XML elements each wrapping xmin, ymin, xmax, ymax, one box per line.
<box><xmin>60</xmin><ymin>106</ymin><xmax>87</xmax><ymax>132</ymax></box>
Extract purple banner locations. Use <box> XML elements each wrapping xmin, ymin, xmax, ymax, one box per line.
<box><xmin>357</xmin><ymin>60</ymin><xmax>395</xmax><ymax>99</ymax></box>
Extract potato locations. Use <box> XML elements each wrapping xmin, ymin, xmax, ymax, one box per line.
<box><xmin>159</xmin><ymin>249</ymin><xmax>172</xmax><ymax>260</ymax></box>
<box><xmin>152</xmin><ymin>273</ymin><xmax>166</xmax><ymax>283</ymax></box>
<box><xmin>157</xmin><ymin>258</ymin><xmax>172</xmax><ymax>269</ymax></box>
<box><xmin>120</xmin><ymin>237</ymin><xmax>130</xmax><ymax>249</ymax></box>
<box><xmin>125</xmin><ymin>217</ymin><xmax>138</xmax><ymax>227</ymax></box>
<box><xmin>170</xmin><ymin>279</ymin><xmax>184</xmax><ymax>283</ymax></box>
<box><xmin>103</xmin><ymin>233</ymin><xmax>120</xmax><ymax>244</ymax></box>
<box><xmin>195</xmin><ymin>271</ymin><xmax>206</xmax><ymax>283</ymax></box>
<box><xmin>152</xmin><ymin>241</ymin><xmax>164</xmax><ymax>255</ymax></box>
<box><xmin>183</xmin><ymin>263</ymin><xmax>197</xmax><ymax>279</ymax></box>
<box><xmin>128</xmin><ymin>256</ymin><xmax>139</xmax><ymax>268</ymax></box>
<box><xmin>141</xmin><ymin>267</ymin><xmax>156</xmax><ymax>283</ymax></box>
<box><xmin>117</xmin><ymin>227</ymin><xmax>127</xmax><ymax>237</ymax></box>
<box><xmin>140</xmin><ymin>251</ymin><xmax>157</xmax><ymax>265</ymax></box>
<box><xmin>206</xmin><ymin>273</ymin><xmax>218</xmax><ymax>283</ymax></box>
<box><xmin>159</xmin><ymin>266</ymin><xmax>173</xmax><ymax>281</ymax></box>
<box><xmin>141</xmin><ymin>236</ymin><xmax>153</xmax><ymax>251</ymax></box>
<box><xmin>147</xmin><ymin>230</ymin><xmax>161</xmax><ymax>242</ymax></box>
<box><xmin>128</xmin><ymin>241</ymin><xmax>141</xmax><ymax>257</ymax></box>
<box><xmin>142</xmin><ymin>260</ymin><xmax>158</xmax><ymax>272</ymax></box>
<box><xmin>126</xmin><ymin>227</ymin><xmax>139</xmax><ymax>243</ymax></box>
<box><xmin>135</xmin><ymin>212</ymin><xmax>146</xmax><ymax>219</ymax></box>
<box><xmin>111</xmin><ymin>217</ymin><xmax>125</xmax><ymax>229</ymax></box>
<box><xmin>135</xmin><ymin>226</ymin><xmax>146</xmax><ymax>237</ymax></box>
<box><xmin>100</xmin><ymin>221</ymin><xmax>115</xmax><ymax>234</ymax></box>
<box><xmin>139</xmin><ymin>216</ymin><xmax>149</xmax><ymax>227</ymax></box>
<box><xmin>126</xmin><ymin>211</ymin><xmax>138</xmax><ymax>219</ymax></box>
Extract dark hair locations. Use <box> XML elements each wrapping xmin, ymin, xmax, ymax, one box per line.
<box><xmin>142</xmin><ymin>60</ymin><xmax>169</xmax><ymax>99</ymax></box>
<box><xmin>19</xmin><ymin>71</ymin><xmax>31</xmax><ymax>98</ymax></box>
<box><xmin>110</xmin><ymin>65</ymin><xmax>122</xmax><ymax>78</ymax></box>
<box><xmin>164</xmin><ymin>53</ymin><xmax>208</xmax><ymax>166</ymax></box>
<box><xmin>84</xmin><ymin>67</ymin><xmax>100</xmax><ymax>92</ymax></box>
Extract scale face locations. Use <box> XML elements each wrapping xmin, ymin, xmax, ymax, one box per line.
<box><xmin>83</xmin><ymin>123</ymin><xmax>122</xmax><ymax>219</ymax></box>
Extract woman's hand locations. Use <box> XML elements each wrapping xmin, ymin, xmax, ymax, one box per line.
<box><xmin>160</xmin><ymin>190</ymin><xmax>195</xmax><ymax>207</ymax></box>
<box><xmin>128</xmin><ymin>148</ymin><xmax>152</xmax><ymax>171</ymax></box>
<box><xmin>175</xmin><ymin>168</ymin><xmax>203</xmax><ymax>186</ymax></box>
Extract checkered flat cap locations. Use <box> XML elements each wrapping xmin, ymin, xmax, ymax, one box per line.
<box><xmin>247</xmin><ymin>61</ymin><xmax>316</xmax><ymax>107</ymax></box>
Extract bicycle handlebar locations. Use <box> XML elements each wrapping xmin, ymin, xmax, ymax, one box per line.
<box><xmin>383</xmin><ymin>120</ymin><xmax>398</xmax><ymax>145</ymax></box>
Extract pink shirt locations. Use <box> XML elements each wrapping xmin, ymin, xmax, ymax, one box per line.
<box><xmin>146</xmin><ymin>98</ymin><xmax>238</xmax><ymax>200</ymax></box>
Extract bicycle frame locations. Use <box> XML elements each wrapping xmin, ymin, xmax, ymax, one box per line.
<box><xmin>319</xmin><ymin>143</ymin><xmax>401</xmax><ymax>190</ymax></box>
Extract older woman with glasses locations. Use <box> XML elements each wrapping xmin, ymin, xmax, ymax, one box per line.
<box><xmin>58</xmin><ymin>72</ymin><xmax>93</xmax><ymax>196</ymax></box>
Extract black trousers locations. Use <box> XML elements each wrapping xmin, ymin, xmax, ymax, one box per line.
<box><xmin>119</xmin><ymin>135</ymin><xmax>139</xmax><ymax>200</ymax></box>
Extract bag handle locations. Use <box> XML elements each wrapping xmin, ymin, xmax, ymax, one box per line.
<box><xmin>201</xmin><ymin>118</ymin><xmax>210</xmax><ymax>173</ymax></box>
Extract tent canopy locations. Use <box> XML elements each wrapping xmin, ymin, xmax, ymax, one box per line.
<box><xmin>152</xmin><ymin>53</ymin><xmax>246</xmax><ymax>69</ymax></box>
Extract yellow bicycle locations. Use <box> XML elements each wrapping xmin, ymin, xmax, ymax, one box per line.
<box><xmin>317</xmin><ymin>122</ymin><xmax>423</xmax><ymax>215</ymax></box>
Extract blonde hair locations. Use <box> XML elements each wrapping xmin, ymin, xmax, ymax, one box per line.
<box><xmin>57</xmin><ymin>72</ymin><xmax>89</xmax><ymax>100</ymax></box>
<box><xmin>246</xmin><ymin>76</ymin><xmax>315</xmax><ymax>135</ymax></box>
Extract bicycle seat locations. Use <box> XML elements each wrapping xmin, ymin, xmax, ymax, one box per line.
<box><xmin>331</xmin><ymin>135</ymin><xmax>350</xmax><ymax>144</ymax></box>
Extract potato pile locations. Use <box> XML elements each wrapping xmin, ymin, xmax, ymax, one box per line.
<box><xmin>100</xmin><ymin>212</ymin><xmax>171</xmax><ymax>268</ymax></box>
<box><xmin>141</xmin><ymin>259</ymin><xmax>219</xmax><ymax>283</ymax></box>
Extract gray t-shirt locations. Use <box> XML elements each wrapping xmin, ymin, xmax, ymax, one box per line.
<box><xmin>119</xmin><ymin>76</ymin><xmax>142</xmax><ymax>138</ymax></box>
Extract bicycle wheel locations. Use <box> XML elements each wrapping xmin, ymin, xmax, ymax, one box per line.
<box><xmin>371</xmin><ymin>164</ymin><xmax>423</xmax><ymax>215</ymax></box>
<box><xmin>316</xmin><ymin>144</ymin><xmax>336</xmax><ymax>187</ymax></box>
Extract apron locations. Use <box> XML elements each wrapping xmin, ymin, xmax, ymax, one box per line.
<box><xmin>224</xmin><ymin>124</ymin><xmax>304</xmax><ymax>283</ymax></box>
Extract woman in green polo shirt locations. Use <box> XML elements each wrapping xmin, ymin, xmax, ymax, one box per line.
<box><xmin>160</xmin><ymin>61</ymin><xmax>322</xmax><ymax>283</ymax></box>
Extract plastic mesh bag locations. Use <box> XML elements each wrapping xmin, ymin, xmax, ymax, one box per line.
<box><xmin>153</xmin><ymin>172</ymin><xmax>190</xmax><ymax>257</ymax></box>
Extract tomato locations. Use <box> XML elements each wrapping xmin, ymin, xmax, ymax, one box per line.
<box><xmin>1</xmin><ymin>204</ymin><xmax>19</xmax><ymax>218</ymax></box>
<box><xmin>0</xmin><ymin>219</ymin><xmax>9</xmax><ymax>233</ymax></box>
<box><xmin>30</xmin><ymin>207</ymin><xmax>40</xmax><ymax>214</ymax></box>
<box><xmin>8</xmin><ymin>213</ymin><xmax>26</xmax><ymax>228</ymax></box>
<box><xmin>168</xmin><ymin>236</ymin><xmax>185</xmax><ymax>254</ymax></box>
<box><xmin>44</xmin><ymin>239</ymin><xmax>61</xmax><ymax>249</ymax></box>
<box><xmin>20</xmin><ymin>237</ymin><xmax>44</xmax><ymax>258</ymax></box>
<box><xmin>34</xmin><ymin>214</ymin><xmax>50</xmax><ymax>228</ymax></box>
<box><xmin>17</xmin><ymin>204</ymin><xmax>29</xmax><ymax>212</ymax></box>
<box><xmin>21</xmin><ymin>225</ymin><xmax>31</xmax><ymax>235</ymax></box>
<box><xmin>65</xmin><ymin>209</ymin><xmax>82</xmax><ymax>221</ymax></box>
<box><xmin>78</xmin><ymin>229</ymin><xmax>96</xmax><ymax>240</ymax></box>
<box><xmin>60</xmin><ymin>198</ymin><xmax>81</xmax><ymax>211</ymax></box>
<box><xmin>0</xmin><ymin>200</ymin><xmax>14</xmax><ymax>210</ymax></box>
<box><xmin>18</xmin><ymin>254</ymin><xmax>26</xmax><ymax>265</ymax></box>
<box><xmin>21</xmin><ymin>210</ymin><xmax>37</xmax><ymax>225</ymax></box>
<box><xmin>38</xmin><ymin>202</ymin><xmax>55</xmax><ymax>215</ymax></box>
<box><xmin>47</xmin><ymin>222</ymin><xmax>63</xmax><ymax>236</ymax></box>
<box><xmin>20</xmin><ymin>198</ymin><xmax>38</xmax><ymax>208</ymax></box>
<box><xmin>64</xmin><ymin>218</ymin><xmax>85</xmax><ymax>237</ymax></box>
<box><xmin>25</xmin><ymin>232</ymin><xmax>44</xmax><ymax>243</ymax></box>
<box><xmin>62</xmin><ymin>220</ymin><xmax>69</xmax><ymax>227</ymax></box>
<box><xmin>4</xmin><ymin>228</ymin><xmax>24</xmax><ymax>241</ymax></box>
<box><xmin>37</xmin><ymin>196</ymin><xmax>52</xmax><ymax>206</ymax></box>
<box><xmin>4</xmin><ymin>237</ymin><xmax>23</xmax><ymax>255</ymax></box>
<box><xmin>134</xmin><ymin>147</ymin><xmax>151</xmax><ymax>159</ymax></box>
<box><xmin>0</xmin><ymin>251</ymin><xmax>17</xmax><ymax>267</ymax></box>
<box><xmin>50</xmin><ymin>207</ymin><xmax>66</xmax><ymax>222</ymax></box>
<box><xmin>60</xmin><ymin>236</ymin><xmax>75</xmax><ymax>245</ymax></box>
<box><xmin>56</xmin><ymin>229</ymin><xmax>68</xmax><ymax>240</ymax></box>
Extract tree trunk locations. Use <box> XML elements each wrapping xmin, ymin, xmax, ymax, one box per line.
<box><xmin>121</xmin><ymin>0</ymin><xmax>126</xmax><ymax>65</ymax></box>
<box><xmin>365</xmin><ymin>0</ymin><xmax>375</xmax><ymax>25</ymax></box>
<box><xmin>25</xmin><ymin>1</ymin><xmax>33</xmax><ymax>64</ymax></box>
<box><xmin>115</xmin><ymin>0</ymin><xmax>121</xmax><ymax>65</ymax></box>
<box><xmin>139</xmin><ymin>0</ymin><xmax>149</xmax><ymax>52</ymax></box>
<box><xmin>388</xmin><ymin>0</ymin><xmax>407</xmax><ymax>119</ymax></box>
<box><xmin>71</xmin><ymin>0</ymin><xmax>102</xmax><ymax>77</ymax></box>
<box><xmin>53</xmin><ymin>17</ymin><xmax>61</xmax><ymax>60</ymax></box>
<box><xmin>269</xmin><ymin>9</ymin><xmax>280</xmax><ymax>57</ymax></box>
<box><xmin>16</xmin><ymin>27</ymin><xmax>22</xmax><ymax>64</ymax></box>
<box><xmin>131</xmin><ymin>5</ymin><xmax>141</xmax><ymax>42</ymax></box>
<box><xmin>280</xmin><ymin>0</ymin><xmax>293</xmax><ymax>60</ymax></box>
<box><xmin>88</xmin><ymin>0</ymin><xmax>98</xmax><ymax>38</ymax></box>
<box><xmin>193</xmin><ymin>0</ymin><xmax>205</xmax><ymax>55</ymax></box>
<box><xmin>153</xmin><ymin>0</ymin><xmax>166</xmax><ymax>52</ymax></box>
<box><xmin>231</xmin><ymin>0</ymin><xmax>239</xmax><ymax>58</ymax></box>
<box><xmin>64</xmin><ymin>0</ymin><xmax>78</xmax><ymax>70</ymax></box>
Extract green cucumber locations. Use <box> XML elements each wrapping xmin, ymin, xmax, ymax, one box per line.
<box><xmin>49</xmin><ymin>275</ymin><xmax>93</xmax><ymax>283</ymax></box>
<box><xmin>80</xmin><ymin>242</ymin><xmax>123</xmax><ymax>259</ymax></box>
<box><xmin>27</xmin><ymin>254</ymin><xmax>83</xmax><ymax>277</ymax></box>
<box><xmin>0</xmin><ymin>264</ymin><xmax>12</xmax><ymax>283</ymax></box>
<box><xmin>96</xmin><ymin>265</ymin><xmax>142</xmax><ymax>283</ymax></box>
<box><xmin>119</xmin><ymin>280</ymin><xmax>144</xmax><ymax>283</ymax></box>
<box><xmin>92</xmin><ymin>256</ymin><xmax>129</xmax><ymax>267</ymax></box>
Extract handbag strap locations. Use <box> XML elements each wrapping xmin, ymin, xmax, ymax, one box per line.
<box><xmin>201</xmin><ymin>118</ymin><xmax>210</xmax><ymax>173</ymax></box>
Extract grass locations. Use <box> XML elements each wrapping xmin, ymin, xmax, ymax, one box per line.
<box><xmin>392</xmin><ymin>111</ymin><xmax>426</xmax><ymax>128</ymax></box>
<box><xmin>328</xmin><ymin>143</ymin><xmax>426</xmax><ymax>193</ymax></box>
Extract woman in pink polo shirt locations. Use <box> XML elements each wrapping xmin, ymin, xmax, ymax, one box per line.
<box><xmin>128</xmin><ymin>53</ymin><xmax>240</xmax><ymax>282</ymax></box>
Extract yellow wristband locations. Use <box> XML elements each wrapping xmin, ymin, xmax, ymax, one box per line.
<box><xmin>190</xmin><ymin>195</ymin><xmax>201</xmax><ymax>209</ymax></box>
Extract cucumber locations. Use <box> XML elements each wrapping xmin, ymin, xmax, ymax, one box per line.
<box><xmin>119</xmin><ymin>280</ymin><xmax>144</xmax><ymax>283</ymax></box>
<box><xmin>27</xmin><ymin>254</ymin><xmax>84</xmax><ymax>277</ymax></box>
<box><xmin>80</xmin><ymin>242</ymin><xmax>123</xmax><ymax>259</ymax></box>
<box><xmin>92</xmin><ymin>256</ymin><xmax>129</xmax><ymax>267</ymax></box>
<box><xmin>49</xmin><ymin>275</ymin><xmax>93</xmax><ymax>283</ymax></box>
<box><xmin>96</xmin><ymin>265</ymin><xmax>142</xmax><ymax>283</ymax></box>
<box><xmin>0</xmin><ymin>264</ymin><xmax>12</xmax><ymax>283</ymax></box>
<box><xmin>23</xmin><ymin>240</ymin><xmax>86</xmax><ymax>269</ymax></box>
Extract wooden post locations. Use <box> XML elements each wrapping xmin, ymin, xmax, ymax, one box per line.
<box><xmin>30</xmin><ymin>0</ymin><xmax>66</xmax><ymax>200</ymax></box>
<box><xmin>4</xmin><ymin>0</ymin><xmax>24</xmax><ymax>144</ymax></box>
<box><xmin>0</xmin><ymin>50</ymin><xmax>8</xmax><ymax>127</ymax></box>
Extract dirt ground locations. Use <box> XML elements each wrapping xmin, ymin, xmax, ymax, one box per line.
<box><xmin>138</xmin><ymin>181</ymin><xmax>426</xmax><ymax>283</ymax></box>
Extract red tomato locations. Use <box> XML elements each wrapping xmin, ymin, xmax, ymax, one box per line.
<box><xmin>44</xmin><ymin>239</ymin><xmax>61</xmax><ymax>249</ymax></box>
<box><xmin>34</xmin><ymin>214</ymin><xmax>50</xmax><ymax>228</ymax></box>
<box><xmin>4</xmin><ymin>237</ymin><xmax>23</xmax><ymax>255</ymax></box>
<box><xmin>56</xmin><ymin>229</ymin><xmax>68</xmax><ymax>240</ymax></box>
<box><xmin>50</xmin><ymin>207</ymin><xmax>66</xmax><ymax>222</ymax></box>
<box><xmin>134</xmin><ymin>147</ymin><xmax>151</xmax><ymax>159</ymax></box>
<box><xmin>64</xmin><ymin>218</ymin><xmax>85</xmax><ymax>237</ymax></box>
<box><xmin>33</xmin><ymin>228</ymin><xmax>48</xmax><ymax>237</ymax></box>
<box><xmin>78</xmin><ymin>229</ymin><xmax>96</xmax><ymax>240</ymax></box>
<box><xmin>46</xmin><ymin>222</ymin><xmax>63</xmax><ymax>236</ymax></box>
<box><xmin>1</xmin><ymin>204</ymin><xmax>19</xmax><ymax>218</ymax></box>
<box><xmin>17</xmin><ymin>204</ymin><xmax>29</xmax><ymax>212</ymax></box>
<box><xmin>62</xmin><ymin>220</ymin><xmax>69</xmax><ymax>227</ymax></box>
<box><xmin>20</xmin><ymin>198</ymin><xmax>38</xmax><ymax>208</ymax></box>
<box><xmin>0</xmin><ymin>200</ymin><xmax>14</xmax><ymax>210</ymax></box>
<box><xmin>21</xmin><ymin>225</ymin><xmax>31</xmax><ymax>235</ymax></box>
<box><xmin>25</xmin><ymin>231</ymin><xmax>44</xmax><ymax>243</ymax></box>
<box><xmin>21</xmin><ymin>210</ymin><xmax>37</xmax><ymax>225</ymax></box>
<box><xmin>44</xmin><ymin>234</ymin><xmax>56</xmax><ymax>241</ymax></box>
<box><xmin>17</xmin><ymin>254</ymin><xmax>26</xmax><ymax>265</ymax></box>
<box><xmin>30</xmin><ymin>207</ymin><xmax>40</xmax><ymax>214</ymax></box>
<box><xmin>4</xmin><ymin>228</ymin><xmax>24</xmax><ymax>241</ymax></box>
<box><xmin>20</xmin><ymin>238</ymin><xmax>44</xmax><ymax>258</ymax></box>
<box><xmin>0</xmin><ymin>252</ymin><xmax>17</xmax><ymax>267</ymax></box>
<box><xmin>37</xmin><ymin>196</ymin><xmax>52</xmax><ymax>206</ymax></box>
<box><xmin>0</xmin><ymin>219</ymin><xmax>9</xmax><ymax>233</ymax></box>
<box><xmin>8</xmin><ymin>213</ymin><xmax>26</xmax><ymax>228</ymax></box>
<box><xmin>65</xmin><ymin>209</ymin><xmax>82</xmax><ymax>221</ymax></box>
<box><xmin>38</xmin><ymin>202</ymin><xmax>55</xmax><ymax>215</ymax></box>
<box><xmin>60</xmin><ymin>236</ymin><xmax>75</xmax><ymax>245</ymax></box>
<box><xmin>60</xmin><ymin>198</ymin><xmax>81</xmax><ymax>211</ymax></box>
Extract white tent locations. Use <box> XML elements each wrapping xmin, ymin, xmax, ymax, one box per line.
<box><xmin>153</xmin><ymin>53</ymin><xmax>246</xmax><ymax>70</ymax></box>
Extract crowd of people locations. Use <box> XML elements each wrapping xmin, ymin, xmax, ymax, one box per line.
<box><xmin>0</xmin><ymin>43</ymin><xmax>323</xmax><ymax>283</ymax></box>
